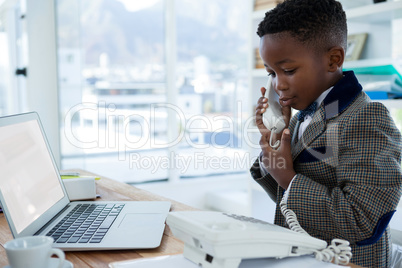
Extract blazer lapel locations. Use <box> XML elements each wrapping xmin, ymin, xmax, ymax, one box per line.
<box><xmin>291</xmin><ymin>120</ymin><xmax>300</xmax><ymax>145</ymax></box>
<box><xmin>292</xmin><ymin>106</ymin><xmax>326</xmax><ymax>160</ymax></box>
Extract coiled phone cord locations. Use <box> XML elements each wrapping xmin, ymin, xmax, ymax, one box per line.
<box><xmin>269</xmin><ymin>127</ymin><xmax>280</xmax><ymax>149</ymax></box>
<box><xmin>280</xmin><ymin>197</ymin><xmax>352</xmax><ymax>265</ymax></box>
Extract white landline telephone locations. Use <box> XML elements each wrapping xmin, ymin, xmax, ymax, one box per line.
<box><xmin>262</xmin><ymin>76</ymin><xmax>286</xmax><ymax>149</ymax></box>
<box><xmin>167</xmin><ymin>209</ymin><xmax>352</xmax><ymax>268</ymax></box>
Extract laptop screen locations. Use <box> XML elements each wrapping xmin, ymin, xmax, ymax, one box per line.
<box><xmin>0</xmin><ymin>119</ymin><xmax>64</xmax><ymax>234</ymax></box>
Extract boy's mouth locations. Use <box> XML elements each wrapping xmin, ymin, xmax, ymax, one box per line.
<box><xmin>279</xmin><ymin>96</ymin><xmax>295</xmax><ymax>106</ymax></box>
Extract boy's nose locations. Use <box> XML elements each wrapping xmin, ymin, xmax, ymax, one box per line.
<box><xmin>274</xmin><ymin>77</ymin><xmax>288</xmax><ymax>91</ymax></box>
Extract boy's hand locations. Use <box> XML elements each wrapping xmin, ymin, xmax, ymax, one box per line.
<box><xmin>255</xmin><ymin>87</ymin><xmax>291</xmax><ymax>138</ymax></box>
<box><xmin>260</xmin><ymin>129</ymin><xmax>296</xmax><ymax>189</ymax></box>
<box><xmin>255</xmin><ymin>87</ymin><xmax>270</xmax><ymax>136</ymax></box>
<box><xmin>256</xmin><ymin>86</ymin><xmax>294</xmax><ymax>189</ymax></box>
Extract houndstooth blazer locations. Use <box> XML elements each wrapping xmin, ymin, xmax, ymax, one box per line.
<box><xmin>250</xmin><ymin>71</ymin><xmax>402</xmax><ymax>268</ymax></box>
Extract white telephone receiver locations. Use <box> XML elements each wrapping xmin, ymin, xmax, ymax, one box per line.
<box><xmin>262</xmin><ymin>76</ymin><xmax>286</xmax><ymax>149</ymax></box>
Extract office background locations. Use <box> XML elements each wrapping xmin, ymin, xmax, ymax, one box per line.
<box><xmin>0</xmin><ymin>0</ymin><xmax>401</xmax><ymax>231</ymax></box>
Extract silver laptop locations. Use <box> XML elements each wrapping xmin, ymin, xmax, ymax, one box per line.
<box><xmin>0</xmin><ymin>112</ymin><xmax>171</xmax><ymax>250</ymax></box>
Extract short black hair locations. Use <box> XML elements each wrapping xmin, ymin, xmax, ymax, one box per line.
<box><xmin>257</xmin><ymin>0</ymin><xmax>347</xmax><ymax>53</ymax></box>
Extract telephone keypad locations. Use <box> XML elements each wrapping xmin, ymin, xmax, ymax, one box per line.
<box><xmin>223</xmin><ymin>213</ymin><xmax>272</xmax><ymax>225</ymax></box>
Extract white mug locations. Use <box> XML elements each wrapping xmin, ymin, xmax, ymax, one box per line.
<box><xmin>4</xmin><ymin>236</ymin><xmax>65</xmax><ymax>268</ymax></box>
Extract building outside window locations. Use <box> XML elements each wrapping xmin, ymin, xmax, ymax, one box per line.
<box><xmin>56</xmin><ymin>0</ymin><xmax>254</xmax><ymax>184</ymax></box>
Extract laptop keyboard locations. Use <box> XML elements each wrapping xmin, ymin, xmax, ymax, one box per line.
<box><xmin>46</xmin><ymin>203</ymin><xmax>125</xmax><ymax>244</ymax></box>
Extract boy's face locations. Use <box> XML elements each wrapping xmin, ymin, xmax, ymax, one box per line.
<box><xmin>260</xmin><ymin>33</ymin><xmax>334</xmax><ymax>111</ymax></box>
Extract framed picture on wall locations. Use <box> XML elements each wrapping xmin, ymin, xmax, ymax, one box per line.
<box><xmin>345</xmin><ymin>33</ymin><xmax>368</xmax><ymax>61</ymax></box>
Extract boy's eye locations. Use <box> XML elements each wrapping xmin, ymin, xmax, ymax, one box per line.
<box><xmin>267</xmin><ymin>72</ymin><xmax>276</xmax><ymax>77</ymax></box>
<box><xmin>284</xmin><ymin>69</ymin><xmax>296</xmax><ymax>75</ymax></box>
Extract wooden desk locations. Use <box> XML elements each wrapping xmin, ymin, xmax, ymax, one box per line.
<box><xmin>0</xmin><ymin>170</ymin><xmax>363</xmax><ymax>268</ymax></box>
<box><xmin>0</xmin><ymin>170</ymin><xmax>197</xmax><ymax>267</ymax></box>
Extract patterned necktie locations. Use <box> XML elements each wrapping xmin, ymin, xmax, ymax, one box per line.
<box><xmin>297</xmin><ymin>102</ymin><xmax>317</xmax><ymax>122</ymax></box>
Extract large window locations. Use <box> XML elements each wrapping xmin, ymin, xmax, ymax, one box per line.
<box><xmin>0</xmin><ymin>12</ymin><xmax>9</xmax><ymax>115</ymax></box>
<box><xmin>174</xmin><ymin>0</ymin><xmax>251</xmax><ymax>179</ymax></box>
<box><xmin>57</xmin><ymin>0</ymin><xmax>251</xmax><ymax>183</ymax></box>
<box><xmin>0</xmin><ymin>0</ymin><xmax>28</xmax><ymax>116</ymax></box>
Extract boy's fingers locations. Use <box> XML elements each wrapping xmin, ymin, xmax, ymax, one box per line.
<box><xmin>279</xmin><ymin>129</ymin><xmax>292</xmax><ymax>153</ymax></box>
<box><xmin>260</xmin><ymin>87</ymin><xmax>266</xmax><ymax>97</ymax></box>
<box><xmin>255</xmin><ymin>108</ymin><xmax>268</xmax><ymax>133</ymax></box>
<box><xmin>282</xmin><ymin>106</ymin><xmax>291</xmax><ymax>125</ymax></box>
<box><xmin>259</xmin><ymin>134</ymin><xmax>271</xmax><ymax>150</ymax></box>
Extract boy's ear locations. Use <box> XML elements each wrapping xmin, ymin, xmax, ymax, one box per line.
<box><xmin>327</xmin><ymin>46</ymin><xmax>345</xmax><ymax>72</ymax></box>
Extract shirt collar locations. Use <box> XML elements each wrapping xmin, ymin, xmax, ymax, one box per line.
<box><xmin>315</xmin><ymin>86</ymin><xmax>332</xmax><ymax>108</ymax></box>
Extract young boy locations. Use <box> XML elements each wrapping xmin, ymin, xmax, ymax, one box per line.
<box><xmin>250</xmin><ymin>0</ymin><xmax>402</xmax><ymax>267</ymax></box>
